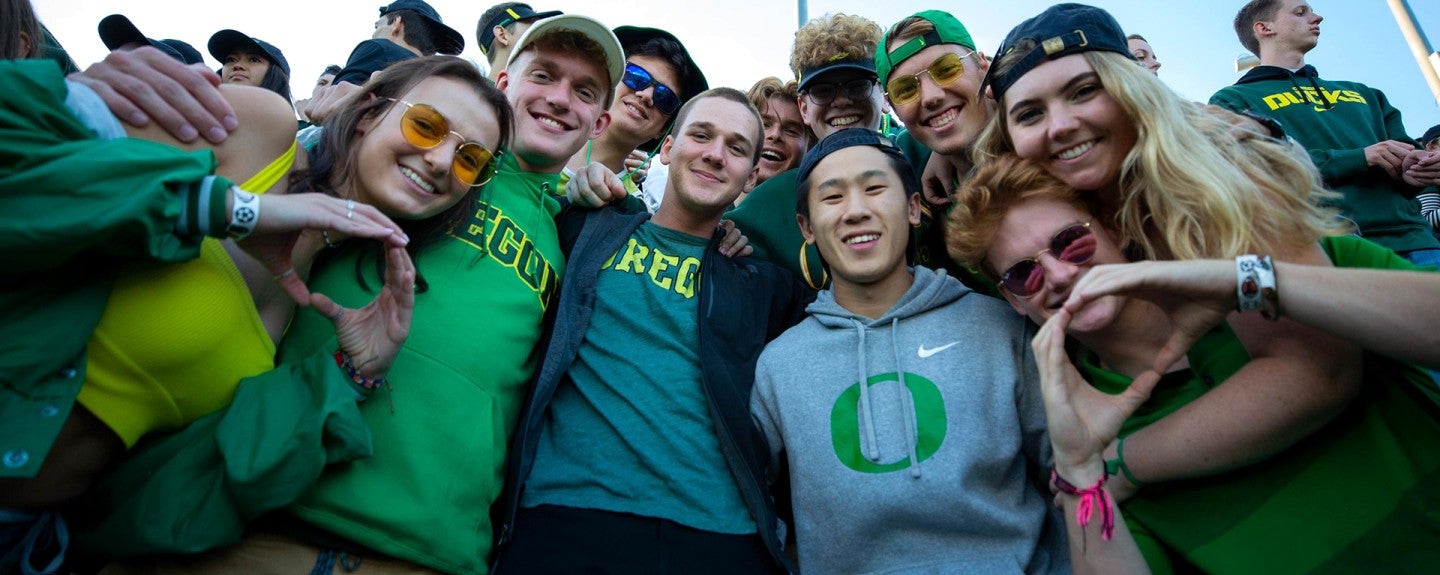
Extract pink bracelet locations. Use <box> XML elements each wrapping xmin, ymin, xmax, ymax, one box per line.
<box><xmin>1051</xmin><ymin>466</ymin><xmax>1116</xmax><ymax>541</ymax></box>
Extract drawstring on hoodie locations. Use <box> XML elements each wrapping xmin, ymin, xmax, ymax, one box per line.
<box><xmin>854</xmin><ymin>319</ymin><xmax>881</xmax><ymax>463</ymax></box>
<box><xmin>889</xmin><ymin>317</ymin><xmax>923</xmax><ymax>479</ymax></box>
<box><xmin>853</xmin><ymin>317</ymin><xmax>924</xmax><ymax>479</ymax></box>
<box><xmin>1286</xmin><ymin>65</ymin><xmax>1332</xmax><ymax>110</ymax></box>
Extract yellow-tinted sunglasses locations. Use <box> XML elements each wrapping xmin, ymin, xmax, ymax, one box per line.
<box><xmin>885</xmin><ymin>51</ymin><xmax>979</xmax><ymax>107</ymax></box>
<box><xmin>387</xmin><ymin>98</ymin><xmax>500</xmax><ymax>187</ymax></box>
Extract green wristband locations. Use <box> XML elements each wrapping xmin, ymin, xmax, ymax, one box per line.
<box><xmin>1115</xmin><ymin>436</ymin><xmax>1147</xmax><ymax>487</ymax></box>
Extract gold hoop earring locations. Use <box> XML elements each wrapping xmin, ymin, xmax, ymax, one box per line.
<box><xmin>799</xmin><ymin>242</ymin><xmax>828</xmax><ymax>290</ymax></box>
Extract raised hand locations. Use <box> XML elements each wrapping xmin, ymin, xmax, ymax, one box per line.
<box><xmin>566</xmin><ymin>161</ymin><xmax>629</xmax><ymax>208</ymax></box>
<box><xmin>1034</xmin><ymin>309</ymin><xmax>1159</xmax><ymax>483</ymax></box>
<box><xmin>1064</xmin><ymin>260</ymin><xmax>1232</xmax><ymax>377</ymax></box>
<box><xmin>238</xmin><ymin>193</ymin><xmax>409</xmax><ymax>302</ymax></box>
<box><xmin>310</xmin><ymin>244</ymin><xmax>416</xmax><ymax>380</ymax></box>
<box><xmin>70</xmin><ymin>46</ymin><xmax>236</xmax><ymax>144</ymax></box>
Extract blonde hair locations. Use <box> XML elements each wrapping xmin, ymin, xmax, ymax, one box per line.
<box><xmin>974</xmin><ymin>50</ymin><xmax>1348</xmax><ymax>260</ymax></box>
<box><xmin>946</xmin><ymin>154</ymin><xmax>1096</xmax><ymax>276</ymax></box>
<box><xmin>790</xmin><ymin>13</ymin><xmax>881</xmax><ymax>77</ymax></box>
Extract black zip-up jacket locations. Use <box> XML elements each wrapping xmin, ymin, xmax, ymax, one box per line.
<box><xmin>492</xmin><ymin>205</ymin><xmax>814</xmax><ymax>573</ymax></box>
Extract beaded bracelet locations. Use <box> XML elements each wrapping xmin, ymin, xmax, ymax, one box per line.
<box><xmin>227</xmin><ymin>188</ymin><xmax>260</xmax><ymax>240</ymax></box>
<box><xmin>1051</xmin><ymin>466</ymin><xmax>1116</xmax><ymax>541</ymax></box>
<box><xmin>1235</xmin><ymin>255</ymin><xmax>1280</xmax><ymax>321</ymax></box>
<box><xmin>333</xmin><ymin>351</ymin><xmax>388</xmax><ymax>391</ymax></box>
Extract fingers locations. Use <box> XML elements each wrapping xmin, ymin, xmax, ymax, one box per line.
<box><xmin>272</xmin><ymin>266</ymin><xmax>313</xmax><ymax>304</ymax></box>
<box><xmin>383</xmin><ymin>245</ymin><xmax>416</xmax><ymax>337</ymax></box>
<box><xmin>718</xmin><ymin>219</ymin><xmax>750</xmax><ymax>258</ymax></box>
<box><xmin>255</xmin><ymin>194</ymin><xmax>409</xmax><ymax>246</ymax></box>
<box><xmin>310</xmin><ymin>291</ymin><xmax>342</xmax><ymax>321</ymax></box>
<box><xmin>566</xmin><ymin>163</ymin><xmax>627</xmax><ymax>207</ymax></box>
<box><xmin>73</xmin><ymin>48</ymin><xmax>235</xmax><ymax>144</ymax></box>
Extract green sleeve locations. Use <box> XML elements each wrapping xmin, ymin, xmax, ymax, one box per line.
<box><xmin>71</xmin><ymin>342</ymin><xmax>373</xmax><ymax>557</ymax></box>
<box><xmin>0</xmin><ymin>60</ymin><xmax>230</xmax><ymax>274</ymax></box>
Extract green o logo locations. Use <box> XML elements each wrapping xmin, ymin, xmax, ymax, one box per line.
<box><xmin>830</xmin><ymin>372</ymin><xmax>946</xmax><ymax>473</ymax></box>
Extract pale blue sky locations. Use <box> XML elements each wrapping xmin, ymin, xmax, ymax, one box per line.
<box><xmin>33</xmin><ymin>0</ymin><xmax>1440</xmax><ymax>136</ymax></box>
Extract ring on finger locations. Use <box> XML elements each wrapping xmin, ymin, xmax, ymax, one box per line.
<box><xmin>346</xmin><ymin>199</ymin><xmax>356</xmax><ymax>219</ymax></box>
<box><xmin>330</xmin><ymin>308</ymin><xmax>345</xmax><ymax>322</ymax></box>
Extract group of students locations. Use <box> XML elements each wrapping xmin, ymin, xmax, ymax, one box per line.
<box><xmin>4</xmin><ymin>0</ymin><xmax>1440</xmax><ymax>573</ymax></box>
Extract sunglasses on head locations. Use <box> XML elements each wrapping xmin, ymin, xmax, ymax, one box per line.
<box><xmin>999</xmin><ymin>221</ymin><xmax>1096</xmax><ymax>298</ymax></box>
<box><xmin>886</xmin><ymin>51</ymin><xmax>978</xmax><ymax>106</ymax></box>
<box><xmin>804</xmin><ymin>77</ymin><xmax>877</xmax><ymax>106</ymax></box>
<box><xmin>387</xmin><ymin>98</ymin><xmax>500</xmax><ymax>187</ymax></box>
<box><xmin>621</xmin><ymin>63</ymin><xmax>681</xmax><ymax>116</ymax></box>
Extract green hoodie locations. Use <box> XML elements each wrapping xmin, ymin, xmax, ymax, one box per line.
<box><xmin>1210</xmin><ymin>65</ymin><xmax>1439</xmax><ymax>253</ymax></box>
<box><xmin>281</xmin><ymin>154</ymin><xmax>565</xmax><ymax>574</ymax></box>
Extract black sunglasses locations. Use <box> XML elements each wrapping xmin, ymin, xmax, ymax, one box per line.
<box><xmin>804</xmin><ymin>77</ymin><xmax>877</xmax><ymax>106</ymax></box>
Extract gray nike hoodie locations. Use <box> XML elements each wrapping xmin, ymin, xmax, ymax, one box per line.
<box><xmin>752</xmin><ymin>266</ymin><xmax>1067</xmax><ymax>574</ymax></box>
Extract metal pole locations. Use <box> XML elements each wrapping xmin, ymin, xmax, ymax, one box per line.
<box><xmin>1386</xmin><ymin>0</ymin><xmax>1440</xmax><ymax>106</ymax></box>
<box><xmin>798</xmin><ymin>0</ymin><xmax>808</xmax><ymax>30</ymax></box>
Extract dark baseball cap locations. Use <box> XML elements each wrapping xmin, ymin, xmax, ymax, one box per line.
<box><xmin>981</xmin><ymin>3</ymin><xmax>1134</xmax><ymax>101</ymax></box>
<box><xmin>97</xmin><ymin>14</ymin><xmax>204</xmax><ymax>65</ymax></box>
<box><xmin>478</xmin><ymin>3</ymin><xmax>562</xmax><ymax>56</ymax></box>
<box><xmin>208</xmin><ymin>29</ymin><xmax>290</xmax><ymax>76</ymax></box>
<box><xmin>613</xmin><ymin>26</ymin><xmax>708</xmax><ymax>104</ymax></box>
<box><xmin>795</xmin><ymin>128</ymin><xmax>911</xmax><ymax>211</ymax></box>
<box><xmin>380</xmin><ymin>0</ymin><xmax>465</xmax><ymax>55</ymax></box>
<box><xmin>796</xmin><ymin>56</ymin><xmax>877</xmax><ymax>93</ymax></box>
<box><xmin>1422</xmin><ymin>124</ymin><xmax>1440</xmax><ymax>147</ymax></box>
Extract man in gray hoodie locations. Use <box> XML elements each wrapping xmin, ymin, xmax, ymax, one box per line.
<box><xmin>751</xmin><ymin>128</ymin><xmax>1068</xmax><ymax>574</ymax></box>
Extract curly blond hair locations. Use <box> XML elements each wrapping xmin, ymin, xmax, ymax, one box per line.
<box><xmin>790</xmin><ymin>13</ymin><xmax>881</xmax><ymax>77</ymax></box>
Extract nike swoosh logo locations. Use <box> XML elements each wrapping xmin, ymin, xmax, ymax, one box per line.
<box><xmin>917</xmin><ymin>342</ymin><xmax>960</xmax><ymax>359</ymax></box>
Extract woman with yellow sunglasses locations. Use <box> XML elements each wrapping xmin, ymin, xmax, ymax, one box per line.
<box><xmin>79</xmin><ymin>56</ymin><xmax>523</xmax><ymax>575</ymax></box>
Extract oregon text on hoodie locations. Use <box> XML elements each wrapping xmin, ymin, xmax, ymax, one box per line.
<box><xmin>1210</xmin><ymin>65</ymin><xmax>1439</xmax><ymax>253</ymax></box>
<box><xmin>751</xmin><ymin>267</ymin><xmax>1067</xmax><ymax>574</ymax></box>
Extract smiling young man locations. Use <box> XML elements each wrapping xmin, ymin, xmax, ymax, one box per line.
<box><xmin>1211</xmin><ymin>0</ymin><xmax>1440</xmax><ymax>265</ymax></box>
<box><xmin>736</xmin><ymin>76</ymin><xmax>812</xmax><ymax>205</ymax></box>
<box><xmin>564</xmin><ymin>26</ymin><xmax>708</xmax><ymax>208</ymax></box>
<box><xmin>750</xmin><ymin>128</ymin><xmax>1067</xmax><ymax>574</ymax></box>
<box><xmin>725</xmin><ymin>13</ymin><xmax>886</xmax><ymax>287</ymax></box>
<box><xmin>493</xmin><ymin>87</ymin><xmax>811</xmax><ymax>574</ymax></box>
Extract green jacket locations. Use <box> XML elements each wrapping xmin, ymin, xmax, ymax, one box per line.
<box><xmin>1081</xmin><ymin>235</ymin><xmax>1440</xmax><ymax>574</ymax></box>
<box><xmin>1211</xmin><ymin>65</ymin><xmax>1439</xmax><ymax>253</ymax></box>
<box><xmin>0</xmin><ymin>59</ymin><xmax>231</xmax><ymax>478</ymax></box>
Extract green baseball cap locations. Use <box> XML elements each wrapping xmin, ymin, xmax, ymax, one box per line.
<box><xmin>876</xmin><ymin>10</ymin><xmax>976</xmax><ymax>84</ymax></box>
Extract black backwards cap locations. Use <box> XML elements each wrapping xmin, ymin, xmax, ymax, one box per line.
<box><xmin>478</xmin><ymin>4</ymin><xmax>563</xmax><ymax>55</ymax></box>
<box><xmin>980</xmin><ymin>3</ymin><xmax>1134</xmax><ymax>101</ymax></box>
<box><xmin>795</xmin><ymin>128</ymin><xmax>911</xmax><ymax>212</ymax></box>
<box><xmin>98</xmin><ymin>14</ymin><xmax>204</xmax><ymax>65</ymax></box>
<box><xmin>380</xmin><ymin>0</ymin><xmax>465</xmax><ymax>55</ymax></box>
<box><xmin>1421</xmin><ymin>124</ymin><xmax>1440</xmax><ymax>147</ymax></box>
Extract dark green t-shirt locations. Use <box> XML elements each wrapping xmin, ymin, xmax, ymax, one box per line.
<box><xmin>523</xmin><ymin>222</ymin><xmax>755</xmax><ymax>534</ymax></box>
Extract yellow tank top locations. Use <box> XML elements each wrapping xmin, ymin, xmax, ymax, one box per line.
<box><xmin>78</xmin><ymin>141</ymin><xmax>295</xmax><ymax>447</ymax></box>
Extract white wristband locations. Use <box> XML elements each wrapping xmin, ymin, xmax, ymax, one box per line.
<box><xmin>1235</xmin><ymin>255</ymin><xmax>1279</xmax><ymax>320</ymax></box>
<box><xmin>227</xmin><ymin>187</ymin><xmax>260</xmax><ymax>240</ymax></box>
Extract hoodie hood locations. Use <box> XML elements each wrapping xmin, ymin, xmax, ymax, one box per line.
<box><xmin>806</xmin><ymin>266</ymin><xmax>966</xmax><ymax>329</ymax></box>
<box><xmin>1235</xmin><ymin>64</ymin><xmax>1331</xmax><ymax>110</ymax></box>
